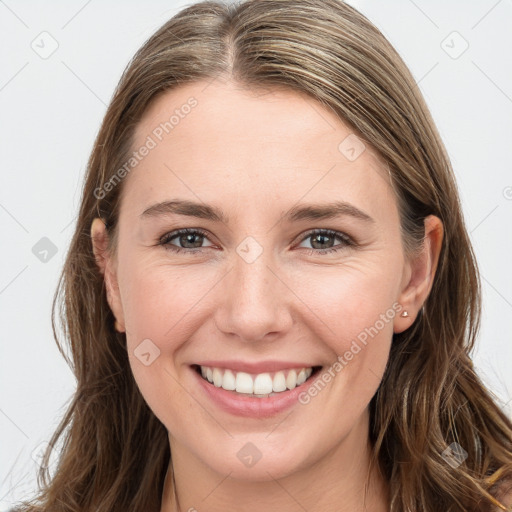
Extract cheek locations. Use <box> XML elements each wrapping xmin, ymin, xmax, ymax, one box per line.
<box><xmin>118</xmin><ymin>261</ymin><xmax>222</xmax><ymax>400</ymax></box>
<box><xmin>289</xmin><ymin>255</ymin><xmax>402</xmax><ymax>346</ymax></box>
<box><xmin>287</xmin><ymin>258</ymin><xmax>401</xmax><ymax>409</ymax></box>
<box><xmin>118</xmin><ymin>264</ymin><xmax>209</xmax><ymax>429</ymax></box>
<box><xmin>120</xmin><ymin>260</ymin><xmax>210</xmax><ymax>341</ymax></box>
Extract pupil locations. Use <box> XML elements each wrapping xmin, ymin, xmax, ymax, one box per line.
<box><xmin>182</xmin><ymin>233</ymin><xmax>202</xmax><ymax>248</ymax></box>
<box><xmin>313</xmin><ymin>234</ymin><xmax>331</xmax><ymax>249</ymax></box>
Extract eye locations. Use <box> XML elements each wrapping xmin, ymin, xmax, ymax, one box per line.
<box><xmin>296</xmin><ymin>229</ymin><xmax>354</xmax><ymax>255</ymax></box>
<box><xmin>159</xmin><ymin>228</ymin><xmax>213</xmax><ymax>254</ymax></box>
<box><xmin>158</xmin><ymin>228</ymin><xmax>355</xmax><ymax>256</ymax></box>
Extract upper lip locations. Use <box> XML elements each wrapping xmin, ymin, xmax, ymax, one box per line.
<box><xmin>193</xmin><ymin>360</ymin><xmax>321</xmax><ymax>374</ymax></box>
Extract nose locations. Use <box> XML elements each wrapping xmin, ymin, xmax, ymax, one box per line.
<box><xmin>214</xmin><ymin>246</ymin><xmax>293</xmax><ymax>343</ymax></box>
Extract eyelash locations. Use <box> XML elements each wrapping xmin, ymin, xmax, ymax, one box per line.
<box><xmin>158</xmin><ymin>228</ymin><xmax>355</xmax><ymax>256</ymax></box>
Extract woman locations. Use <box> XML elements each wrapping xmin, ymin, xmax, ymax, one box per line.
<box><xmin>11</xmin><ymin>0</ymin><xmax>512</xmax><ymax>511</ymax></box>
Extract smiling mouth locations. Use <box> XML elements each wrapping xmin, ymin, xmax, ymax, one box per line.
<box><xmin>191</xmin><ymin>364</ymin><xmax>322</xmax><ymax>398</ymax></box>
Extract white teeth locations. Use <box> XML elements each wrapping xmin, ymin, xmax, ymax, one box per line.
<box><xmin>286</xmin><ymin>369</ymin><xmax>297</xmax><ymax>390</ymax></box>
<box><xmin>199</xmin><ymin>365</ymin><xmax>316</xmax><ymax>395</ymax></box>
<box><xmin>212</xmin><ymin>368</ymin><xmax>223</xmax><ymax>387</ymax></box>
<box><xmin>235</xmin><ymin>372</ymin><xmax>254</xmax><ymax>394</ymax></box>
<box><xmin>272</xmin><ymin>371</ymin><xmax>287</xmax><ymax>392</ymax></box>
<box><xmin>296</xmin><ymin>369</ymin><xmax>307</xmax><ymax>386</ymax></box>
<box><xmin>253</xmin><ymin>373</ymin><xmax>273</xmax><ymax>395</ymax></box>
<box><xmin>222</xmin><ymin>369</ymin><xmax>236</xmax><ymax>391</ymax></box>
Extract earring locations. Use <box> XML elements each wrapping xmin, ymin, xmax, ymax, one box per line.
<box><xmin>400</xmin><ymin>310</ymin><xmax>409</xmax><ymax>318</ymax></box>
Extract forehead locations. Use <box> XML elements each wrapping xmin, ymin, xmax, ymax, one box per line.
<box><xmin>123</xmin><ymin>79</ymin><xmax>395</xmax><ymax>221</ymax></box>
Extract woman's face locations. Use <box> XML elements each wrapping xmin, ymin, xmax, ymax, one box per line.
<box><xmin>94</xmin><ymin>78</ymin><xmax>437</xmax><ymax>481</ymax></box>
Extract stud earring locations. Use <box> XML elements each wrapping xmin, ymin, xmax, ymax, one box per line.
<box><xmin>400</xmin><ymin>310</ymin><xmax>409</xmax><ymax>318</ymax></box>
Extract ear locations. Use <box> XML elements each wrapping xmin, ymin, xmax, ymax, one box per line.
<box><xmin>394</xmin><ymin>215</ymin><xmax>443</xmax><ymax>333</ymax></box>
<box><xmin>90</xmin><ymin>217</ymin><xmax>126</xmax><ymax>333</ymax></box>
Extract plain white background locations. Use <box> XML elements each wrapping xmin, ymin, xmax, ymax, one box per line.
<box><xmin>1</xmin><ymin>0</ymin><xmax>511</xmax><ymax>509</ymax></box>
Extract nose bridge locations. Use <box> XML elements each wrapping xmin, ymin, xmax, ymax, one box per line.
<box><xmin>216</xmin><ymin>236</ymin><xmax>292</xmax><ymax>342</ymax></box>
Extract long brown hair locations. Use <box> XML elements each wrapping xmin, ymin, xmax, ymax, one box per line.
<box><xmin>12</xmin><ymin>1</ymin><xmax>512</xmax><ymax>510</ymax></box>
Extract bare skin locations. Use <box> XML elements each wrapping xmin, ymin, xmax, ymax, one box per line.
<box><xmin>91</xmin><ymin>77</ymin><xmax>443</xmax><ymax>512</ymax></box>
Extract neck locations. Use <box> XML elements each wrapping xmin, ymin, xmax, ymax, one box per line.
<box><xmin>161</xmin><ymin>411</ymin><xmax>389</xmax><ymax>512</ymax></box>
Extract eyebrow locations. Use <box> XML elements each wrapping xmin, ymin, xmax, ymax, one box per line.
<box><xmin>139</xmin><ymin>199</ymin><xmax>375</xmax><ymax>224</ymax></box>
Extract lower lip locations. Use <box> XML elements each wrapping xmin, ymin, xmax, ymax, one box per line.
<box><xmin>191</xmin><ymin>366</ymin><xmax>320</xmax><ymax>418</ymax></box>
